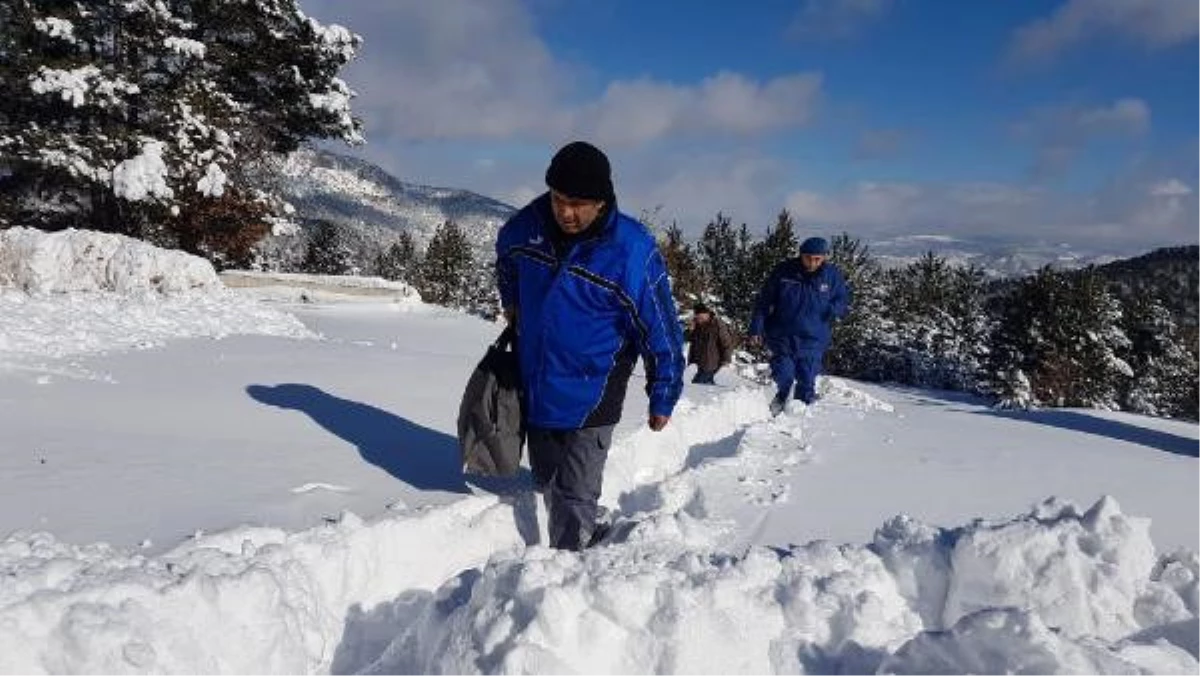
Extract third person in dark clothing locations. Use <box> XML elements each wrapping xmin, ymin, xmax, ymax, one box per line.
<box><xmin>687</xmin><ymin>303</ymin><xmax>735</xmax><ymax>385</ymax></box>
<box><xmin>748</xmin><ymin>236</ymin><xmax>851</xmax><ymax>416</ymax></box>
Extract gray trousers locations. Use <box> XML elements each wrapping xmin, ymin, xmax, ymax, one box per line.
<box><xmin>527</xmin><ymin>425</ymin><xmax>614</xmax><ymax>551</ymax></box>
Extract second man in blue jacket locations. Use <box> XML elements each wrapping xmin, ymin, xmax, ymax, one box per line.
<box><xmin>748</xmin><ymin>237</ymin><xmax>851</xmax><ymax>416</ymax></box>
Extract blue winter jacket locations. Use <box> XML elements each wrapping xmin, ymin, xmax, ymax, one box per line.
<box><xmin>748</xmin><ymin>258</ymin><xmax>851</xmax><ymax>356</ymax></box>
<box><xmin>496</xmin><ymin>194</ymin><xmax>685</xmax><ymax>430</ymax></box>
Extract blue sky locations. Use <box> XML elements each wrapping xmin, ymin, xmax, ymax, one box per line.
<box><xmin>301</xmin><ymin>0</ymin><xmax>1197</xmax><ymax>252</ymax></box>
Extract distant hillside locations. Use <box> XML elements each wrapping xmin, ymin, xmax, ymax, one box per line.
<box><xmin>1094</xmin><ymin>245</ymin><xmax>1199</xmax><ymax>327</ymax></box>
<box><xmin>258</xmin><ymin>148</ymin><xmax>517</xmax><ymax>271</ymax></box>
<box><xmin>871</xmin><ymin>234</ymin><xmax>1120</xmax><ymax>279</ymax></box>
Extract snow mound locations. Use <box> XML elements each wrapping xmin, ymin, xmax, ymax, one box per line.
<box><xmin>0</xmin><ymin>228</ymin><xmax>315</xmax><ymax>364</ymax></box>
<box><xmin>0</xmin><ymin>227</ymin><xmax>217</xmax><ymax>294</ymax></box>
<box><xmin>0</xmin><ymin>497</ymin><xmax>524</xmax><ymax>674</ymax></box>
<box><xmin>353</xmin><ymin>496</ymin><xmax>1196</xmax><ymax>674</ymax></box>
<box><xmin>882</xmin><ymin>608</ymin><xmax>1197</xmax><ymax>674</ymax></box>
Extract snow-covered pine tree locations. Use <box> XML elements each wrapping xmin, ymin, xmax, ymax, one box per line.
<box><xmin>947</xmin><ymin>263</ymin><xmax>990</xmax><ymax>391</ymax></box>
<box><xmin>987</xmin><ymin>266</ymin><xmax>1131</xmax><ymax>410</ymax></box>
<box><xmin>743</xmin><ymin>209</ymin><xmax>799</xmax><ymax>327</ymax></box>
<box><xmin>0</xmin><ymin>0</ymin><xmax>363</xmax><ymax>265</ymax></box>
<box><xmin>464</xmin><ymin>257</ymin><xmax>501</xmax><ymax>320</ymax></box>
<box><xmin>418</xmin><ymin>220</ymin><xmax>473</xmax><ymax>308</ymax></box>
<box><xmin>756</xmin><ymin>209</ymin><xmax>798</xmax><ymax>275</ymax></box>
<box><xmin>1120</xmin><ymin>295</ymin><xmax>1199</xmax><ymax>420</ymax></box>
<box><xmin>375</xmin><ymin>231</ymin><xmax>419</xmax><ymax>285</ymax></box>
<box><xmin>144</xmin><ymin>0</ymin><xmax>363</xmax><ymax>259</ymax></box>
<box><xmin>697</xmin><ymin>212</ymin><xmax>739</xmax><ymax>322</ymax></box>
<box><xmin>301</xmin><ymin>219</ymin><xmax>354</xmax><ymax>275</ymax></box>
<box><xmin>724</xmin><ymin>222</ymin><xmax>759</xmax><ymax>329</ymax></box>
<box><xmin>884</xmin><ymin>252</ymin><xmax>987</xmax><ymax>391</ymax></box>
<box><xmin>825</xmin><ymin>233</ymin><xmax>892</xmax><ymax>381</ymax></box>
<box><xmin>658</xmin><ymin>222</ymin><xmax>707</xmax><ymax>311</ymax></box>
<box><xmin>1051</xmin><ymin>268</ymin><xmax>1131</xmax><ymax>409</ymax></box>
<box><xmin>0</xmin><ymin>0</ymin><xmax>133</xmax><ymax>231</ymax></box>
<box><xmin>986</xmin><ymin>267</ymin><xmax>1052</xmax><ymax>407</ymax></box>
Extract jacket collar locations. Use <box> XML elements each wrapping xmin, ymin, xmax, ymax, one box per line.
<box><xmin>532</xmin><ymin>192</ymin><xmax>618</xmax><ymax>256</ymax></box>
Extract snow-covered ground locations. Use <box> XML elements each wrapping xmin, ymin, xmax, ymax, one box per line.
<box><xmin>0</xmin><ymin>229</ymin><xmax>1196</xmax><ymax>674</ymax></box>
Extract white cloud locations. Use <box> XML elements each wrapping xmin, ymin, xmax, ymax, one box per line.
<box><xmin>1013</xmin><ymin>98</ymin><xmax>1151</xmax><ymax>179</ymax></box>
<box><xmin>579</xmin><ymin>72</ymin><xmax>823</xmax><ymax>147</ymax></box>
<box><xmin>788</xmin><ymin>0</ymin><xmax>893</xmax><ymax>41</ymax></box>
<box><xmin>1007</xmin><ymin>0</ymin><xmax>1198</xmax><ymax>64</ymax></box>
<box><xmin>1077</xmin><ymin>98</ymin><xmax>1152</xmax><ymax>135</ymax></box>
<box><xmin>1150</xmin><ymin>178</ymin><xmax>1193</xmax><ymax>197</ymax></box>
<box><xmin>1130</xmin><ymin>178</ymin><xmax>1197</xmax><ymax>233</ymax></box>
<box><xmin>299</xmin><ymin>0</ymin><xmax>566</xmax><ymax>142</ymax></box>
<box><xmin>783</xmin><ymin>175</ymin><xmax>1198</xmax><ymax>249</ymax></box>
<box><xmin>301</xmin><ymin>1</ymin><xmax>821</xmax><ymax>148</ymax></box>
<box><xmin>614</xmin><ymin>151</ymin><xmax>793</xmax><ymax>234</ymax></box>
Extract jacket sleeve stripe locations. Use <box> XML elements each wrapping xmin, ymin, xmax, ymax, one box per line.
<box><xmin>511</xmin><ymin>246</ymin><xmax>556</xmax><ymax>267</ymax></box>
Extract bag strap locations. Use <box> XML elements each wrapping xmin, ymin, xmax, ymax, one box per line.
<box><xmin>493</xmin><ymin>324</ymin><xmax>516</xmax><ymax>350</ymax></box>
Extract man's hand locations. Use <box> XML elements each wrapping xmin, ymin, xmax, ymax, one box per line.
<box><xmin>502</xmin><ymin>308</ymin><xmax>517</xmax><ymax>325</ymax></box>
<box><xmin>748</xmin><ymin>335</ymin><xmax>763</xmax><ymax>348</ymax></box>
<box><xmin>648</xmin><ymin>414</ymin><xmax>670</xmax><ymax>431</ymax></box>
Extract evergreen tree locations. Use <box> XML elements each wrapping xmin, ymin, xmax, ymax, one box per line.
<box><xmin>946</xmin><ymin>263</ymin><xmax>990</xmax><ymax>390</ymax></box>
<box><xmin>697</xmin><ymin>212</ymin><xmax>740</xmax><ymax>323</ymax></box>
<box><xmin>418</xmin><ymin>220</ymin><xmax>473</xmax><ymax>307</ymax></box>
<box><xmin>1120</xmin><ymin>296</ymin><xmax>1199</xmax><ymax>420</ymax></box>
<box><xmin>301</xmin><ymin>220</ymin><xmax>353</xmax><ymax>275</ymax></box>
<box><xmin>886</xmin><ymin>252</ymin><xmax>987</xmax><ymax>390</ymax></box>
<box><xmin>825</xmin><ymin>233</ymin><xmax>891</xmax><ymax>380</ymax></box>
<box><xmin>752</xmin><ymin>209</ymin><xmax>798</xmax><ymax>283</ymax></box>
<box><xmin>658</xmin><ymin>222</ymin><xmax>706</xmax><ymax>310</ymax></box>
<box><xmin>724</xmin><ymin>222</ymin><xmax>759</xmax><ymax>328</ymax></box>
<box><xmin>988</xmin><ymin>266</ymin><xmax>1131</xmax><ymax>409</ymax></box>
<box><xmin>375</xmin><ymin>231</ymin><xmax>419</xmax><ymax>284</ymax></box>
<box><xmin>464</xmin><ymin>258</ymin><xmax>501</xmax><ymax>319</ymax></box>
<box><xmin>0</xmin><ymin>0</ymin><xmax>363</xmax><ymax>264</ymax></box>
<box><xmin>987</xmin><ymin>268</ymin><xmax>1053</xmax><ymax>407</ymax></box>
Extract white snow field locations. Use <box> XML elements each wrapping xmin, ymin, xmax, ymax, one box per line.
<box><xmin>0</xmin><ymin>229</ymin><xmax>1196</xmax><ymax>674</ymax></box>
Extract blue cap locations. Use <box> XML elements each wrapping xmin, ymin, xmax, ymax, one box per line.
<box><xmin>799</xmin><ymin>237</ymin><xmax>830</xmax><ymax>255</ymax></box>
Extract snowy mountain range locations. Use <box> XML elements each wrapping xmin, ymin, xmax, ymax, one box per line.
<box><xmin>868</xmin><ymin>234</ymin><xmax>1121</xmax><ymax>278</ymax></box>
<box><xmin>281</xmin><ymin>149</ymin><xmax>1170</xmax><ymax>279</ymax></box>
<box><xmin>274</xmin><ymin>148</ymin><xmax>516</xmax><ymax>257</ymax></box>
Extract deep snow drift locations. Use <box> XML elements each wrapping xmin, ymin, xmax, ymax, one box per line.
<box><xmin>0</xmin><ymin>229</ymin><xmax>1196</xmax><ymax>674</ymax></box>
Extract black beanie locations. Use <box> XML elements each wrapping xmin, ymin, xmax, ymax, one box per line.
<box><xmin>545</xmin><ymin>141</ymin><xmax>614</xmax><ymax>201</ymax></box>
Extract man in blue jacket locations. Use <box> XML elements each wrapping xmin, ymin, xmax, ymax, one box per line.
<box><xmin>748</xmin><ymin>236</ymin><xmax>851</xmax><ymax>416</ymax></box>
<box><xmin>495</xmin><ymin>141</ymin><xmax>685</xmax><ymax>550</ymax></box>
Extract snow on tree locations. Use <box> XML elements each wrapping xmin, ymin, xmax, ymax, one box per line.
<box><xmin>1120</xmin><ymin>295</ymin><xmax>1199</xmax><ymax>421</ymax></box>
<box><xmin>988</xmin><ymin>266</ymin><xmax>1131</xmax><ymax>410</ymax></box>
<box><xmin>0</xmin><ymin>0</ymin><xmax>363</xmax><ymax>265</ymax></box>
<box><xmin>657</xmin><ymin>222</ymin><xmax>706</xmax><ymax>312</ymax></box>
<box><xmin>880</xmin><ymin>253</ymin><xmax>989</xmax><ymax>391</ymax></box>
<box><xmin>301</xmin><ymin>220</ymin><xmax>355</xmax><ymax>276</ymax></box>
<box><xmin>375</xmin><ymin>231</ymin><xmax>419</xmax><ymax>286</ymax></box>
<box><xmin>826</xmin><ymin>233</ymin><xmax>893</xmax><ymax>381</ymax></box>
<box><xmin>417</xmin><ymin>220</ymin><xmax>474</xmax><ymax>309</ymax></box>
<box><xmin>749</xmin><ymin>209</ymin><xmax>798</xmax><ymax>286</ymax></box>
